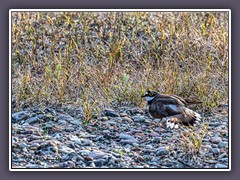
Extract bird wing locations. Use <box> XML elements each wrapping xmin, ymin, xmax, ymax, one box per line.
<box><xmin>164</xmin><ymin>104</ymin><xmax>183</xmax><ymax>116</ymax></box>
<box><xmin>156</xmin><ymin>94</ymin><xmax>186</xmax><ymax>106</ymax></box>
<box><xmin>166</xmin><ymin>106</ymin><xmax>201</xmax><ymax>126</ymax></box>
<box><xmin>169</xmin><ymin>94</ymin><xmax>188</xmax><ymax>105</ymax></box>
<box><xmin>149</xmin><ymin>100</ymin><xmax>168</xmax><ymax>117</ymax></box>
<box><xmin>159</xmin><ymin>94</ymin><xmax>202</xmax><ymax>105</ymax></box>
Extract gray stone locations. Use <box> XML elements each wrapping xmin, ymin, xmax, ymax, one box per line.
<box><xmin>210</xmin><ymin>148</ymin><xmax>220</xmax><ymax>155</ymax></box>
<box><xmin>93</xmin><ymin>159</ymin><xmax>108</xmax><ymax>167</ymax></box>
<box><xmin>214</xmin><ymin>163</ymin><xmax>228</xmax><ymax>168</ymax></box>
<box><xmin>121</xmin><ymin>116</ymin><xmax>133</xmax><ymax>123</ymax></box>
<box><xmin>112</xmin><ymin>117</ymin><xmax>122</xmax><ymax>121</ymax></box>
<box><xmin>65</xmin><ymin>127</ymin><xmax>75</xmax><ymax>132</ymax></box>
<box><xmin>127</xmin><ymin>108</ymin><xmax>144</xmax><ymax>115</ymax></box>
<box><xmin>146</xmin><ymin>145</ymin><xmax>153</xmax><ymax>149</ymax></box>
<box><xmin>26</xmin><ymin>164</ymin><xmax>43</xmax><ymax>168</ymax></box>
<box><xmin>132</xmin><ymin>143</ymin><xmax>139</xmax><ymax>147</ymax></box>
<box><xmin>132</xmin><ymin>115</ymin><xmax>145</xmax><ymax>122</ymax></box>
<box><xmin>82</xmin><ymin>139</ymin><xmax>92</xmax><ymax>146</ymax></box>
<box><xmin>59</xmin><ymin>146</ymin><xmax>75</xmax><ymax>154</ymax></box>
<box><xmin>120</xmin><ymin>139</ymin><xmax>138</xmax><ymax>144</ymax></box>
<box><xmin>119</xmin><ymin>133</ymin><xmax>136</xmax><ymax>140</ymax></box>
<box><xmin>58</xmin><ymin>120</ymin><xmax>67</xmax><ymax>125</ymax></box>
<box><xmin>132</xmin><ymin>165</ymin><xmax>145</xmax><ymax>168</ymax></box>
<box><xmin>104</xmin><ymin>109</ymin><xmax>120</xmax><ymax>117</ymax></box>
<box><xmin>218</xmin><ymin>153</ymin><xmax>228</xmax><ymax>159</ymax></box>
<box><xmin>58</xmin><ymin>161</ymin><xmax>75</xmax><ymax>168</ymax></box>
<box><xmin>98</xmin><ymin>117</ymin><xmax>108</xmax><ymax>121</ymax></box>
<box><xmin>70</xmin><ymin>120</ymin><xmax>81</xmax><ymax>125</ymax></box>
<box><xmin>69</xmin><ymin>135</ymin><xmax>82</xmax><ymax>144</ymax></box>
<box><xmin>218</xmin><ymin>141</ymin><xmax>228</xmax><ymax>148</ymax></box>
<box><xmin>26</xmin><ymin>116</ymin><xmax>39</xmax><ymax>124</ymax></box>
<box><xmin>112</xmin><ymin>152</ymin><xmax>122</xmax><ymax>158</ymax></box>
<box><xmin>79</xmin><ymin>150</ymin><xmax>90</xmax><ymax>156</ymax></box>
<box><xmin>29</xmin><ymin>143</ymin><xmax>40</xmax><ymax>150</ymax></box>
<box><xmin>89</xmin><ymin>150</ymin><xmax>109</xmax><ymax>159</ymax></box>
<box><xmin>119</xmin><ymin>112</ymin><xmax>128</xmax><ymax>117</ymax></box>
<box><xmin>156</xmin><ymin>147</ymin><xmax>168</xmax><ymax>156</ymax></box>
<box><xmin>107</xmin><ymin>120</ymin><xmax>117</xmax><ymax>125</ymax></box>
<box><xmin>152</xmin><ymin>137</ymin><xmax>161</xmax><ymax>143</ymax></box>
<box><xmin>57</xmin><ymin>114</ymin><xmax>74</xmax><ymax>122</ymax></box>
<box><xmin>12</xmin><ymin>111</ymin><xmax>29</xmax><ymax>122</ymax></box>
<box><xmin>210</xmin><ymin>137</ymin><xmax>222</xmax><ymax>144</ymax></box>
<box><xmin>202</xmin><ymin>138</ymin><xmax>210</xmax><ymax>142</ymax></box>
<box><xmin>218</xmin><ymin>158</ymin><xmax>228</xmax><ymax>163</ymax></box>
<box><xmin>18</xmin><ymin>142</ymin><xmax>28</xmax><ymax>149</ymax></box>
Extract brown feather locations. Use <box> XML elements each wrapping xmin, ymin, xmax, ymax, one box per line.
<box><xmin>144</xmin><ymin>90</ymin><xmax>201</xmax><ymax>127</ymax></box>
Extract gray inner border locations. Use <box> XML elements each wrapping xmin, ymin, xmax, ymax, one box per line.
<box><xmin>1</xmin><ymin>0</ymin><xmax>238</xmax><ymax>179</ymax></box>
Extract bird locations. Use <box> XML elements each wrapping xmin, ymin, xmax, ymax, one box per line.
<box><xmin>141</xmin><ymin>90</ymin><xmax>202</xmax><ymax>128</ymax></box>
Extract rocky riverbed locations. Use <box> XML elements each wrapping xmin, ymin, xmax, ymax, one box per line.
<box><xmin>11</xmin><ymin>105</ymin><xmax>229</xmax><ymax>169</ymax></box>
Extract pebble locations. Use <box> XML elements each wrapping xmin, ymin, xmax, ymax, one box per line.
<box><xmin>70</xmin><ymin>120</ymin><xmax>81</xmax><ymax>125</ymax></box>
<box><xmin>122</xmin><ymin>117</ymin><xmax>133</xmax><ymax>123</ymax></box>
<box><xmin>120</xmin><ymin>139</ymin><xmax>138</xmax><ymax>144</ymax></box>
<box><xmin>26</xmin><ymin>116</ymin><xmax>39</xmax><ymax>124</ymax></box>
<box><xmin>29</xmin><ymin>143</ymin><xmax>40</xmax><ymax>150</ymax></box>
<box><xmin>126</xmin><ymin>108</ymin><xmax>144</xmax><ymax>115</ymax></box>
<box><xmin>93</xmin><ymin>159</ymin><xmax>108</xmax><ymax>167</ymax></box>
<box><xmin>152</xmin><ymin>137</ymin><xmax>161</xmax><ymax>143</ymax></box>
<box><xmin>58</xmin><ymin>146</ymin><xmax>75</xmax><ymax>154</ymax></box>
<box><xmin>218</xmin><ymin>142</ymin><xmax>228</xmax><ymax>148</ymax></box>
<box><xmin>132</xmin><ymin>115</ymin><xmax>145</xmax><ymax>122</ymax></box>
<box><xmin>79</xmin><ymin>150</ymin><xmax>90</xmax><ymax>156</ymax></box>
<box><xmin>58</xmin><ymin>120</ymin><xmax>67</xmax><ymax>125</ymax></box>
<box><xmin>210</xmin><ymin>148</ymin><xmax>220</xmax><ymax>155</ymax></box>
<box><xmin>104</xmin><ymin>109</ymin><xmax>120</xmax><ymax>117</ymax></box>
<box><xmin>98</xmin><ymin>117</ymin><xmax>108</xmax><ymax>121</ymax></box>
<box><xmin>57</xmin><ymin>114</ymin><xmax>74</xmax><ymax>122</ymax></box>
<box><xmin>58</xmin><ymin>161</ymin><xmax>75</xmax><ymax>168</ymax></box>
<box><xmin>210</xmin><ymin>137</ymin><xmax>222</xmax><ymax>144</ymax></box>
<box><xmin>26</xmin><ymin>164</ymin><xmax>44</xmax><ymax>168</ymax></box>
<box><xmin>84</xmin><ymin>156</ymin><xmax>94</xmax><ymax>161</ymax></box>
<box><xmin>119</xmin><ymin>113</ymin><xmax>128</xmax><ymax>117</ymax></box>
<box><xmin>107</xmin><ymin>121</ymin><xmax>117</xmax><ymax>125</ymax></box>
<box><xmin>69</xmin><ymin>135</ymin><xmax>82</xmax><ymax>144</ymax></box>
<box><xmin>119</xmin><ymin>133</ymin><xmax>136</xmax><ymax>140</ymax></box>
<box><xmin>65</xmin><ymin>127</ymin><xmax>75</xmax><ymax>132</ymax></box>
<box><xmin>145</xmin><ymin>145</ymin><xmax>153</xmax><ymax>149</ymax></box>
<box><xmin>156</xmin><ymin>147</ymin><xmax>168</xmax><ymax>156</ymax></box>
<box><xmin>82</xmin><ymin>139</ymin><xmax>92</xmax><ymax>146</ymax></box>
<box><xmin>89</xmin><ymin>150</ymin><xmax>109</xmax><ymax>159</ymax></box>
<box><xmin>12</xmin><ymin>111</ymin><xmax>29</xmax><ymax>122</ymax></box>
<box><xmin>11</xmin><ymin>106</ymin><xmax>229</xmax><ymax>169</ymax></box>
<box><xmin>218</xmin><ymin>158</ymin><xmax>228</xmax><ymax>162</ymax></box>
<box><xmin>18</xmin><ymin>142</ymin><xmax>28</xmax><ymax>149</ymax></box>
<box><xmin>218</xmin><ymin>153</ymin><xmax>227</xmax><ymax>159</ymax></box>
<box><xmin>214</xmin><ymin>163</ymin><xmax>228</xmax><ymax>168</ymax></box>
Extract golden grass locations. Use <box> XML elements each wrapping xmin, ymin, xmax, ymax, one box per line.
<box><xmin>11</xmin><ymin>12</ymin><xmax>229</xmax><ymax>118</ymax></box>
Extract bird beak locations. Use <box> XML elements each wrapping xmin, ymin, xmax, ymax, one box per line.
<box><xmin>141</xmin><ymin>94</ymin><xmax>146</xmax><ymax>98</ymax></box>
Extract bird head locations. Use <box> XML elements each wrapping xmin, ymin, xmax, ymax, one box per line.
<box><xmin>141</xmin><ymin>90</ymin><xmax>158</xmax><ymax>101</ymax></box>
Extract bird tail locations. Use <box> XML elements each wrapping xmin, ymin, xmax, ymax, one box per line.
<box><xmin>166</xmin><ymin>108</ymin><xmax>201</xmax><ymax>128</ymax></box>
<box><xmin>184</xmin><ymin>99</ymin><xmax>202</xmax><ymax>105</ymax></box>
<box><xmin>181</xmin><ymin>108</ymin><xmax>202</xmax><ymax>126</ymax></box>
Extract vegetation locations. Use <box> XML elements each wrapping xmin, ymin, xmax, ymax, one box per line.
<box><xmin>11</xmin><ymin>11</ymin><xmax>229</xmax><ymax>116</ymax></box>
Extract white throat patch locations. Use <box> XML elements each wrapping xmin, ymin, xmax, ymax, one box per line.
<box><xmin>145</xmin><ymin>96</ymin><xmax>155</xmax><ymax>101</ymax></box>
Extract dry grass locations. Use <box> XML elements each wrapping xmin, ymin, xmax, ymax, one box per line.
<box><xmin>11</xmin><ymin>11</ymin><xmax>229</xmax><ymax>119</ymax></box>
<box><xmin>178</xmin><ymin>124</ymin><xmax>209</xmax><ymax>158</ymax></box>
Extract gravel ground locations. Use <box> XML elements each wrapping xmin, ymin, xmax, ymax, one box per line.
<box><xmin>11</xmin><ymin>105</ymin><xmax>229</xmax><ymax>169</ymax></box>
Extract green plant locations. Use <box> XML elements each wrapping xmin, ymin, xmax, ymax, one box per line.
<box><xmin>11</xmin><ymin>12</ymin><xmax>228</xmax><ymax>121</ymax></box>
<box><xmin>179</xmin><ymin>124</ymin><xmax>209</xmax><ymax>158</ymax></box>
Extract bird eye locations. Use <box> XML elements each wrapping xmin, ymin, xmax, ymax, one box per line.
<box><xmin>149</xmin><ymin>92</ymin><xmax>153</xmax><ymax>96</ymax></box>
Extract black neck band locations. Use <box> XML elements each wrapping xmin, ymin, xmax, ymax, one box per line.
<box><xmin>147</xmin><ymin>95</ymin><xmax>157</xmax><ymax>105</ymax></box>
